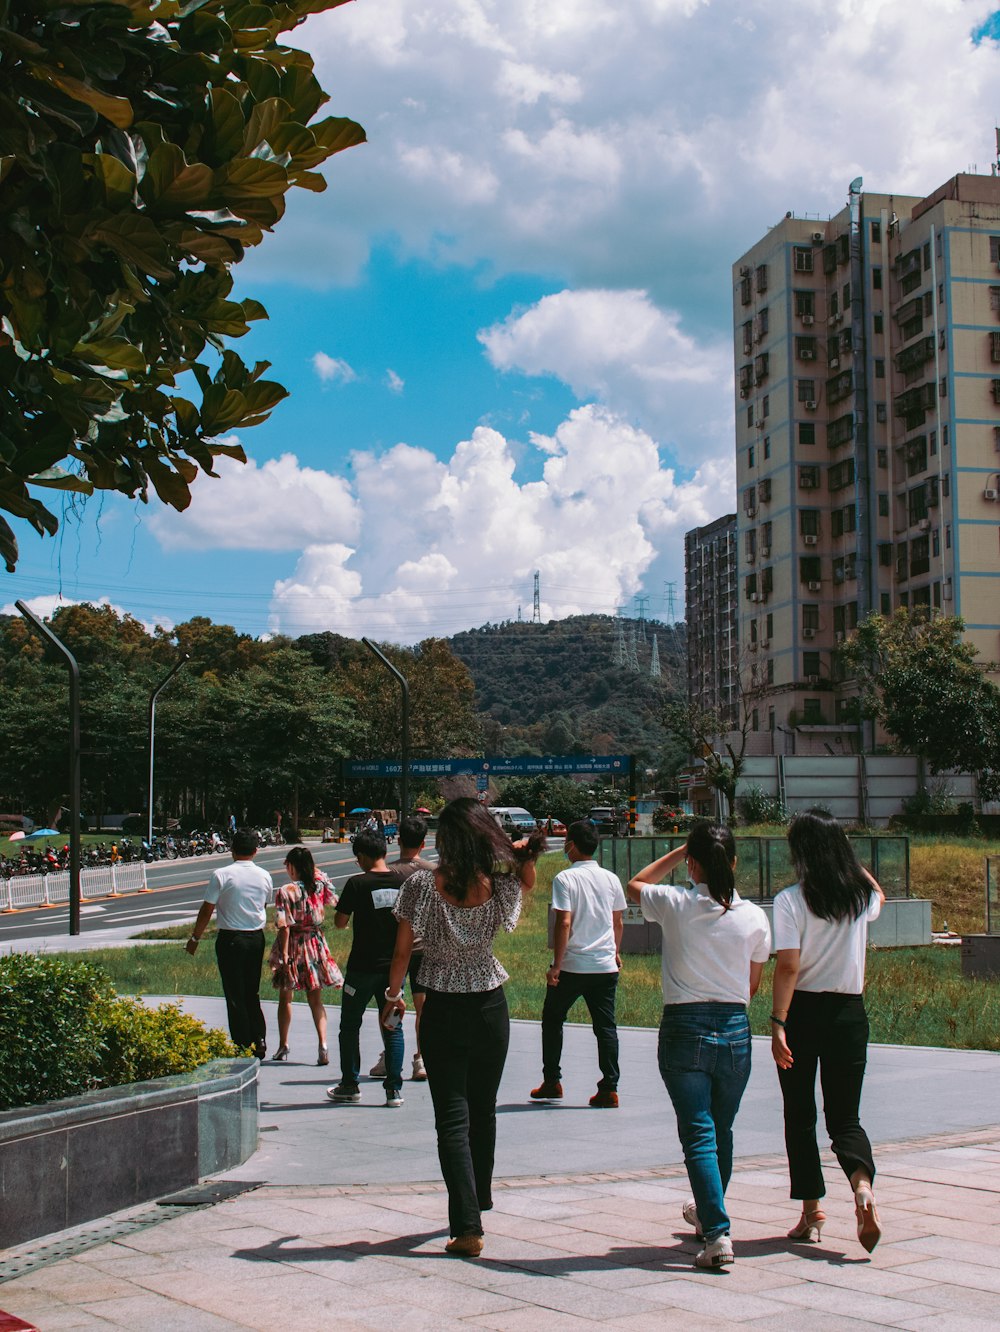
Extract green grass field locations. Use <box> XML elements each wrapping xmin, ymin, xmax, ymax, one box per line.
<box><xmin>63</xmin><ymin>850</ymin><xmax>1000</xmax><ymax>1053</ymax></box>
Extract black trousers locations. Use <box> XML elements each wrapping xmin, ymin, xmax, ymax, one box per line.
<box><xmin>541</xmin><ymin>969</ymin><xmax>620</xmax><ymax>1090</ymax></box>
<box><xmin>215</xmin><ymin>929</ymin><xmax>266</xmax><ymax>1055</ymax></box>
<box><xmin>419</xmin><ymin>987</ymin><xmax>510</xmax><ymax>1238</ymax></box>
<box><xmin>777</xmin><ymin>990</ymin><xmax>876</xmax><ymax>1200</ymax></box>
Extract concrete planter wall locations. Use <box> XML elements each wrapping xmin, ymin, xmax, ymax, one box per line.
<box><xmin>0</xmin><ymin>1058</ymin><xmax>258</xmax><ymax>1249</ymax></box>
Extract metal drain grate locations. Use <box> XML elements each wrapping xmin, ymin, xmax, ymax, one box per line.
<box><xmin>0</xmin><ymin>1181</ymin><xmax>261</xmax><ymax>1284</ymax></box>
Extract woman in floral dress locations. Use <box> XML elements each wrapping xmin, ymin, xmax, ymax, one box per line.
<box><xmin>270</xmin><ymin>846</ymin><xmax>343</xmax><ymax>1064</ymax></box>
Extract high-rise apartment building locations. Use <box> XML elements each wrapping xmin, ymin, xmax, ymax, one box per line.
<box><xmin>684</xmin><ymin>514</ymin><xmax>738</xmax><ymax>723</ymax></box>
<box><xmin>733</xmin><ymin>171</ymin><xmax>1000</xmax><ymax>754</ymax></box>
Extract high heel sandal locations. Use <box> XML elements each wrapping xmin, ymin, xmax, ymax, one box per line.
<box><xmin>272</xmin><ymin>1045</ymin><xmax>290</xmax><ymax>1061</ymax></box>
<box><xmin>855</xmin><ymin>1184</ymin><xmax>882</xmax><ymax>1253</ymax></box>
<box><xmin>317</xmin><ymin>1044</ymin><xmax>329</xmax><ymax>1066</ymax></box>
<box><xmin>787</xmin><ymin>1208</ymin><xmax>826</xmax><ymax>1242</ymax></box>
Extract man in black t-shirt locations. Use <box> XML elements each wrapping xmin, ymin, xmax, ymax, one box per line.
<box><xmin>326</xmin><ymin>829</ymin><xmax>405</xmax><ymax>1107</ymax></box>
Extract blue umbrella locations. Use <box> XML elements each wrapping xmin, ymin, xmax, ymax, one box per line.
<box><xmin>23</xmin><ymin>827</ymin><xmax>60</xmax><ymax>838</ymax></box>
<box><xmin>349</xmin><ymin>807</ymin><xmax>372</xmax><ymax>815</ymax></box>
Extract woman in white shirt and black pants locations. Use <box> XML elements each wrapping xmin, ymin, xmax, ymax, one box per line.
<box><xmin>629</xmin><ymin>823</ymin><xmax>772</xmax><ymax>1269</ymax></box>
<box><xmin>770</xmin><ymin>809</ymin><xmax>885</xmax><ymax>1253</ymax></box>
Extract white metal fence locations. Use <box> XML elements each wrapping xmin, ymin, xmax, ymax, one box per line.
<box><xmin>1</xmin><ymin>861</ymin><xmax>148</xmax><ymax>912</ymax></box>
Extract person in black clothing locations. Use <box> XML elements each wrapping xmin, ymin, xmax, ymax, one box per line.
<box><xmin>327</xmin><ymin>829</ymin><xmax>405</xmax><ymax>1107</ymax></box>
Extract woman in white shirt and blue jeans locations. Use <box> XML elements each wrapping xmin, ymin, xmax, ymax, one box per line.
<box><xmin>771</xmin><ymin>809</ymin><xmax>885</xmax><ymax>1253</ymax></box>
<box><xmin>629</xmin><ymin>823</ymin><xmax>772</xmax><ymax>1269</ymax></box>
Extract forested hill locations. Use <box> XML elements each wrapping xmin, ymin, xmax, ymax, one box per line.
<box><xmin>448</xmin><ymin>615</ymin><xmax>686</xmax><ymax>766</ymax></box>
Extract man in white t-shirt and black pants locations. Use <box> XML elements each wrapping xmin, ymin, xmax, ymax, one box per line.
<box><xmin>186</xmin><ymin>828</ymin><xmax>273</xmax><ymax>1059</ymax></box>
<box><xmin>531</xmin><ymin>820</ymin><xmax>627</xmax><ymax>1108</ymax></box>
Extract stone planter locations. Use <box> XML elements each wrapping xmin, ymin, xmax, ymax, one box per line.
<box><xmin>0</xmin><ymin>1058</ymin><xmax>258</xmax><ymax>1249</ymax></box>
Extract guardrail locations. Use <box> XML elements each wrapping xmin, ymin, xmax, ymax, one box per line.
<box><xmin>1</xmin><ymin>862</ymin><xmax>148</xmax><ymax>912</ymax></box>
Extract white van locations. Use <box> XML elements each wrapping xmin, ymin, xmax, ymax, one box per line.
<box><xmin>489</xmin><ymin>807</ymin><xmax>538</xmax><ymax>836</ymax></box>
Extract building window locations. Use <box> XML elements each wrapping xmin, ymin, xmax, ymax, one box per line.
<box><xmin>799</xmin><ymin>465</ymin><xmax>821</xmax><ymax>489</ymax></box>
<box><xmin>798</xmin><ymin>379</ymin><xmax>816</xmax><ymax>402</ymax></box>
<box><xmin>990</xmin><ymin>236</ymin><xmax>1000</xmax><ymax>264</ymax></box>
<box><xmin>938</xmin><ymin>282</ymin><xmax>944</xmax><ymax>304</ymax></box>
<box><xmin>796</xmin><ymin>335</ymin><xmax>818</xmax><ymax>360</ymax></box>
<box><xmin>942</xmin><ymin>474</ymin><xmax>949</xmax><ymax>497</ymax></box>
<box><xmin>803</xmin><ymin>651</ymin><xmax>821</xmax><ymax>677</ymax></box>
<box><xmin>945</xmin><ymin>524</ymin><xmax>951</xmax><ymax>549</ymax></box>
<box><xmin>764</xmin><ymin>436</ymin><xmax>771</xmax><ymax>459</ymax></box>
<box><xmin>872</xmin><ymin>267</ymin><xmax>882</xmax><ymax>290</ymax></box>
<box><xmin>878</xmin><ymin>492</ymin><xmax>889</xmax><ymax>517</ymax></box>
<box><xmin>828</xmin><ymin>458</ymin><xmax>856</xmax><ymax>492</ymax></box>
<box><xmin>929</xmin><ymin>429</ymin><xmax>937</xmax><ymax>455</ymax></box>
<box><xmin>935</xmin><ymin>233</ymin><xmax>943</xmax><ymax>258</ymax></box>
<box><xmin>923</xmin><ymin>241</ymin><xmax>931</xmax><ymax>270</ymax></box>
<box><xmin>756</xmin><ymin>264</ymin><xmax>768</xmax><ymax>293</ymax></box>
<box><xmin>799</xmin><ymin>422</ymin><xmax>816</xmax><ymax>446</ymax></box>
<box><xmin>799</xmin><ymin>555</ymin><xmax>821</xmax><ymax>583</ymax></box>
<box><xmin>932</xmin><ymin>527</ymin><xmax>940</xmax><ymax>557</ymax></box>
<box><xmin>752</xmin><ymin>709</ymin><xmax>759</xmax><ymax>732</ymax></box>
<box><xmin>871</xmin><ymin>220</ymin><xmax>881</xmax><ymax>244</ymax></box>
<box><xmin>877</xmin><ymin>448</ymin><xmax>888</xmax><ymax>468</ymax></box>
<box><xmin>802</xmin><ymin>605</ymin><xmax>820</xmax><ymax>632</ymax></box>
<box><xmin>943</xmin><ymin>424</ymin><xmax>949</xmax><ymax>447</ymax></box>
<box><xmin>762</xmin><ymin>394</ymin><xmax>769</xmax><ymax>417</ymax></box>
<box><xmin>875</xmin><ymin>360</ymin><xmax>885</xmax><ymax>379</ymax></box>
<box><xmin>794</xmin><ymin>246</ymin><xmax>814</xmax><ymax>272</ymax></box>
<box><xmin>800</xmin><ymin>509</ymin><xmax>819</xmax><ymax>537</ymax></box>
<box><xmin>748</xmin><ymin>445</ymin><xmax>755</xmax><ymax>468</ymax></box>
<box><xmin>874</xmin><ymin>313</ymin><xmax>884</xmax><ymax>335</ymax></box>
<box><xmin>939</xmin><ymin>377</ymin><xmax>948</xmax><ymax>398</ymax></box>
<box><xmin>757</xmin><ymin>307</ymin><xmax>769</xmax><ymax>338</ymax></box>
<box><xmin>924</xmin><ymin>291</ymin><xmax>933</xmax><ymax>316</ymax></box>
<box><xmin>843</xmin><ymin>282</ymin><xmax>851</xmax><ymax>308</ymax></box>
<box><xmin>766</xmin><ymin>659</ymin><xmax>774</xmax><ymax>685</ymax></box>
<box><xmin>740</xmin><ymin>274</ymin><xmax>752</xmax><ymax>306</ymax></box>
<box><xmin>876</xmin><ymin>403</ymin><xmax>887</xmax><ymax>423</ymax></box>
<box><xmin>878</xmin><ymin>542</ymin><xmax>893</xmax><ymax>566</ymax></box>
<box><xmin>795</xmin><ymin>290</ymin><xmax>815</xmax><ymax>319</ymax></box>
<box><xmin>742</xmin><ymin>321</ymin><xmax>753</xmax><ymax>355</ymax></box>
<box><xmin>747</xmin><ymin>404</ymin><xmax>753</xmax><ymax>427</ymax></box>
<box><xmin>830</xmin><ymin>291</ymin><xmax>839</xmax><ymax>317</ymax></box>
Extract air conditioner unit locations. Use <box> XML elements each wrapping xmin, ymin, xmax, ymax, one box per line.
<box><xmin>801</xmin><ymin>348</ymin><xmax>815</xmax><ymax>360</ymax></box>
<box><xmin>749</xmin><ymin>593</ymin><xmax>761</xmax><ymax>602</ymax></box>
<box><xmin>801</xmin><ymin>314</ymin><xmax>815</xmax><ymax>326</ymax></box>
<box><xmin>985</xmin><ymin>488</ymin><xmax>999</xmax><ymax>501</ymax></box>
<box><xmin>761</xmin><ymin>638</ymin><xmax>771</xmax><ymax>649</ymax></box>
<box><xmin>942</xmin><ymin>579</ymin><xmax>953</xmax><ymax>600</ymax></box>
<box><xmin>746</xmin><ymin>551</ymin><xmax>756</xmax><ymax>563</ymax></box>
<box><xmin>812</xmin><ymin>231</ymin><xmax>824</xmax><ymax>243</ymax></box>
<box><xmin>760</xmin><ymin>545</ymin><xmax>771</xmax><ymax>557</ymax></box>
<box><xmin>801</xmin><ymin>478</ymin><xmax>816</xmax><ymax>489</ymax></box>
<box><xmin>917</xmin><ymin>517</ymin><xmax>931</xmax><ymax>531</ymax></box>
<box><xmin>749</xmin><ymin>640</ymin><xmax>758</xmax><ymax>651</ymax></box>
<box><xmin>807</xmin><ymin>580</ymin><xmax>822</xmax><ymax>591</ymax></box>
<box><xmin>747</xmin><ymin>505</ymin><xmax>757</xmax><ymax>518</ymax></box>
<box><xmin>802</xmin><ymin>627</ymin><xmax>816</xmax><ymax>639</ymax></box>
<box><xmin>739</xmin><ymin>389</ymin><xmax>748</xmax><ymax>399</ymax></box>
<box><xmin>829</xmin><ymin>356</ymin><xmax>840</xmax><ymax>369</ymax></box>
<box><xmin>803</xmin><ymin>534</ymin><xmax>818</xmax><ymax>546</ymax></box>
<box><xmin>805</xmin><ymin>400</ymin><xmax>818</xmax><ymax>411</ymax></box>
<box><xmin>807</xmin><ymin>675</ymin><xmax>819</xmax><ymax>686</ymax></box>
<box><xmin>830</xmin><ymin>312</ymin><xmax>842</xmax><ymax>327</ymax></box>
<box><xmin>835</xmin><ymin>630</ymin><xmax>845</xmax><ymax>643</ymax></box>
<box><xmin>756</xmin><ymin>418</ymin><xmax>766</xmax><ymax>429</ymax></box>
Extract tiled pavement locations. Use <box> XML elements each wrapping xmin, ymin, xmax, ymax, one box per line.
<box><xmin>3</xmin><ymin>1125</ymin><xmax>1000</xmax><ymax>1330</ymax></box>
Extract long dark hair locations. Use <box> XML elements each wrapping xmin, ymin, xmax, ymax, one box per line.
<box><xmin>787</xmin><ymin>808</ymin><xmax>871</xmax><ymax>922</ymax></box>
<box><xmin>284</xmin><ymin>845</ymin><xmax>317</xmax><ymax>894</ymax></box>
<box><xmin>686</xmin><ymin>822</ymin><xmax>736</xmax><ymax>911</ymax></box>
<box><xmin>436</xmin><ymin>798</ymin><xmax>542</xmax><ymax>903</ymax></box>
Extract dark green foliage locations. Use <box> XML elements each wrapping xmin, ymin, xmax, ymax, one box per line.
<box><xmin>0</xmin><ymin>953</ymin><xmax>113</xmax><ymax>1109</ymax></box>
<box><xmin>0</xmin><ymin>953</ymin><xmax>237</xmax><ymax>1111</ymax></box>
<box><xmin>841</xmin><ymin>611</ymin><xmax>1000</xmax><ymax>801</ymax></box>
<box><xmin>495</xmin><ymin>775</ymin><xmax>594</xmax><ymax>824</ymax></box>
<box><xmin>0</xmin><ymin>0</ymin><xmax>364</xmax><ymax>569</ymax></box>
<box><xmin>448</xmin><ymin>615</ymin><xmax>686</xmax><ymax>767</ymax></box>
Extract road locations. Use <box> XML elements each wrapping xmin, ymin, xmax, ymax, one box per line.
<box><xmin>0</xmin><ymin>841</ymin><xmax>426</xmax><ymax>952</ymax></box>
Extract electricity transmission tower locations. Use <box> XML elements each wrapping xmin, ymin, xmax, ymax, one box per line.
<box><xmin>634</xmin><ymin>594</ymin><xmax>649</xmax><ymax>641</ymax></box>
<box><xmin>532</xmin><ymin>570</ymin><xmax>541</xmax><ymax>623</ymax></box>
<box><xmin>612</xmin><ymin>615</ymin><xmax>626</xmax><ymax>667</ymax></box>
<box><xmin>650</xmin><ymin>634</ymin><xmax>661</xmax><ymax>678</ymax></box>
<box><xmin>626</xmin><ymin>623</ymin><xmax>640</xmax><ymax>672</ymax></box>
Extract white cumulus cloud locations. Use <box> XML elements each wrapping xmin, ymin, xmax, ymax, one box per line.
<box><xmin>0</xmin><ymin>594</ymin><xmax>173</xmax><ymax>637</ymax></box>
<box><xmin>312</xmin><ymin>352</ymin><xmax>357</xmax><ymax>384</ymax></box>
<box><xmin>385</xmin><ymin>368</ymin><xmax>405</xmax><ymax>393</ymax></box>
<box><xmin>147</xmin><ymin>452</ymin><xmax>360</xmax><ymax>552</ymax></box>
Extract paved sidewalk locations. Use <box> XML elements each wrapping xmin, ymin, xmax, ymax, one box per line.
<box><xmin>3</xmin><ymin>1126</ymin><xmax>1000</xmax><ymax>1329</ymax></box>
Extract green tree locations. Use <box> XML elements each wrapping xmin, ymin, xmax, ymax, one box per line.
<box><xmin>0</xmin><ymin>0</ymin><xmax>364</xmax><ymax>570</ymax></box>
<box><xmin>840</xmin><ymin>611</ymin><xmax>1000</xmax><ymax>801</ymax></box>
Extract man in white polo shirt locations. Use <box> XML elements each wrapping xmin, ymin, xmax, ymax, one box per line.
<box><xmin>530</xmin><ymin>819</ymin><xmax>627</xmax><ymax>1108</ymax></box>
<box><xmin>186</xmin><ymin>828</ymin><xmax>273</xmax><ymax>1059</ymax></box>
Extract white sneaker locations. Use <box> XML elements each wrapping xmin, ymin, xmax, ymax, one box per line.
<box><xmin>695</xmin><ymin>1233</ymin><xmax>734</xmax><ymax>1269</ymax></box>
<box><xmin>411</xmin><ymin>1054</ymin><xmax>427</xmax><ymax>1081</ymax></box>
<box><xmin>682</xmin><ymin>1199</ymin><xmax>703</xmax><ymax>1238</ymax></box>
<box><xmin>385</xmin><ymin>1088</ymin><xmax>404</xmax><ymax>1108</ymax></box>
<box><xmin>369</xmin><ymin>1051</ymin><xmax>386</xmax><ymax>1077</ymax></box>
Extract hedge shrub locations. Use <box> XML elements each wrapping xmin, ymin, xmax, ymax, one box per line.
<box><xmin>0</xmin><ymin>954</ymin><xmax>237</xmax><ymax>1112</ymax></box>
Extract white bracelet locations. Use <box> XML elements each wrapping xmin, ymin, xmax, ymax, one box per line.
<box><xmin>384</xmin><ymin>987</ymin><xmax>403</xmax><ymax>1002</ymax></box>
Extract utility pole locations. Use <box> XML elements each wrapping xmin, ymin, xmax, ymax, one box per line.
<box><xmin>362</xmin><ymin>638</ymin><xmax>409</xmax><ymax>820</ymax></box>
<box><xmin>148</xmin><ymin>654</ymin><xmax>189</xmax><ymax>845</ymax></box>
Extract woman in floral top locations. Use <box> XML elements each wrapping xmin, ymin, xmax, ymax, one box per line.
<box><xmin>269</xmin><ymin>846</ymin><xmax>343</xmax><ymax>1065</ymax></box>
<box><xmin>382</xmin><ymin>798</ymin><xmax>544</xmax><ymax>1258</ymax></box>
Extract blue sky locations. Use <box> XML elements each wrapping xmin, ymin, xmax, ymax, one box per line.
<box><xmin>6</xmin><ymin>0</ymin><xmax>1000</xmax><ymax>642</ymax></box>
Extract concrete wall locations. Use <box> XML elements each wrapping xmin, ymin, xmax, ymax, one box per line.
<box><xmin>0</xmin><ymin>1058</ymin><xmax>258</xmax><ymax>1249</ymax></box>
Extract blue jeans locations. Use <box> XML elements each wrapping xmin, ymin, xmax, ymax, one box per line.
<box><xmin>338</xmin><ymin>969</ymin><xmax>403</xmax><ymax>1093</ymax></box>
<box><xmin>658</xmin><ymin>1002</ymin><xmax>752</xmax><ymax>1242</ymax></box>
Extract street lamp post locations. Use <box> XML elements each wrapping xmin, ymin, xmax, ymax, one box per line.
<box><xmin>15</xmin><ymin>601</ymin><xmax>82</xmax><ymax>935</ymax></box>
<box><xmin>148</xmin><ymin>655</ymin><xmax>189</xmax><ymax>845</ymax></box>
<box><xmin>361</xmin><ymin>638</ymin><xmax>409</xmax><ymax>821</ymax></box>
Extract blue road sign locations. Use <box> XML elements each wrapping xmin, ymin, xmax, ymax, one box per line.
<box><xmin>343</xmin><ymin>755</ymin><xmax>631</xmax><ymax>779</ymax></box>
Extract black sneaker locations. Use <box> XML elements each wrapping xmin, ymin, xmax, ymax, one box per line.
<box><xmin>327</xmin><ymin>1083</ymin><xmax>361</xmax><ymax>1103</ymax></box>
<box><xmin>385</xmin><ymin>1088</ymin><xmax>404</xmax><ymax>1108</ymax></box>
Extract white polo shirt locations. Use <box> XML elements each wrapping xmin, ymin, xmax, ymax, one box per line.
<box><xmin>551</xmin><ymin>860</ymin><xmax>627</xmax><ymax>973</ymax></box>
<box><xmin>204</xmin><ymin>859</ymin><xmax>273</xmax><ymax>931</ymax></box>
